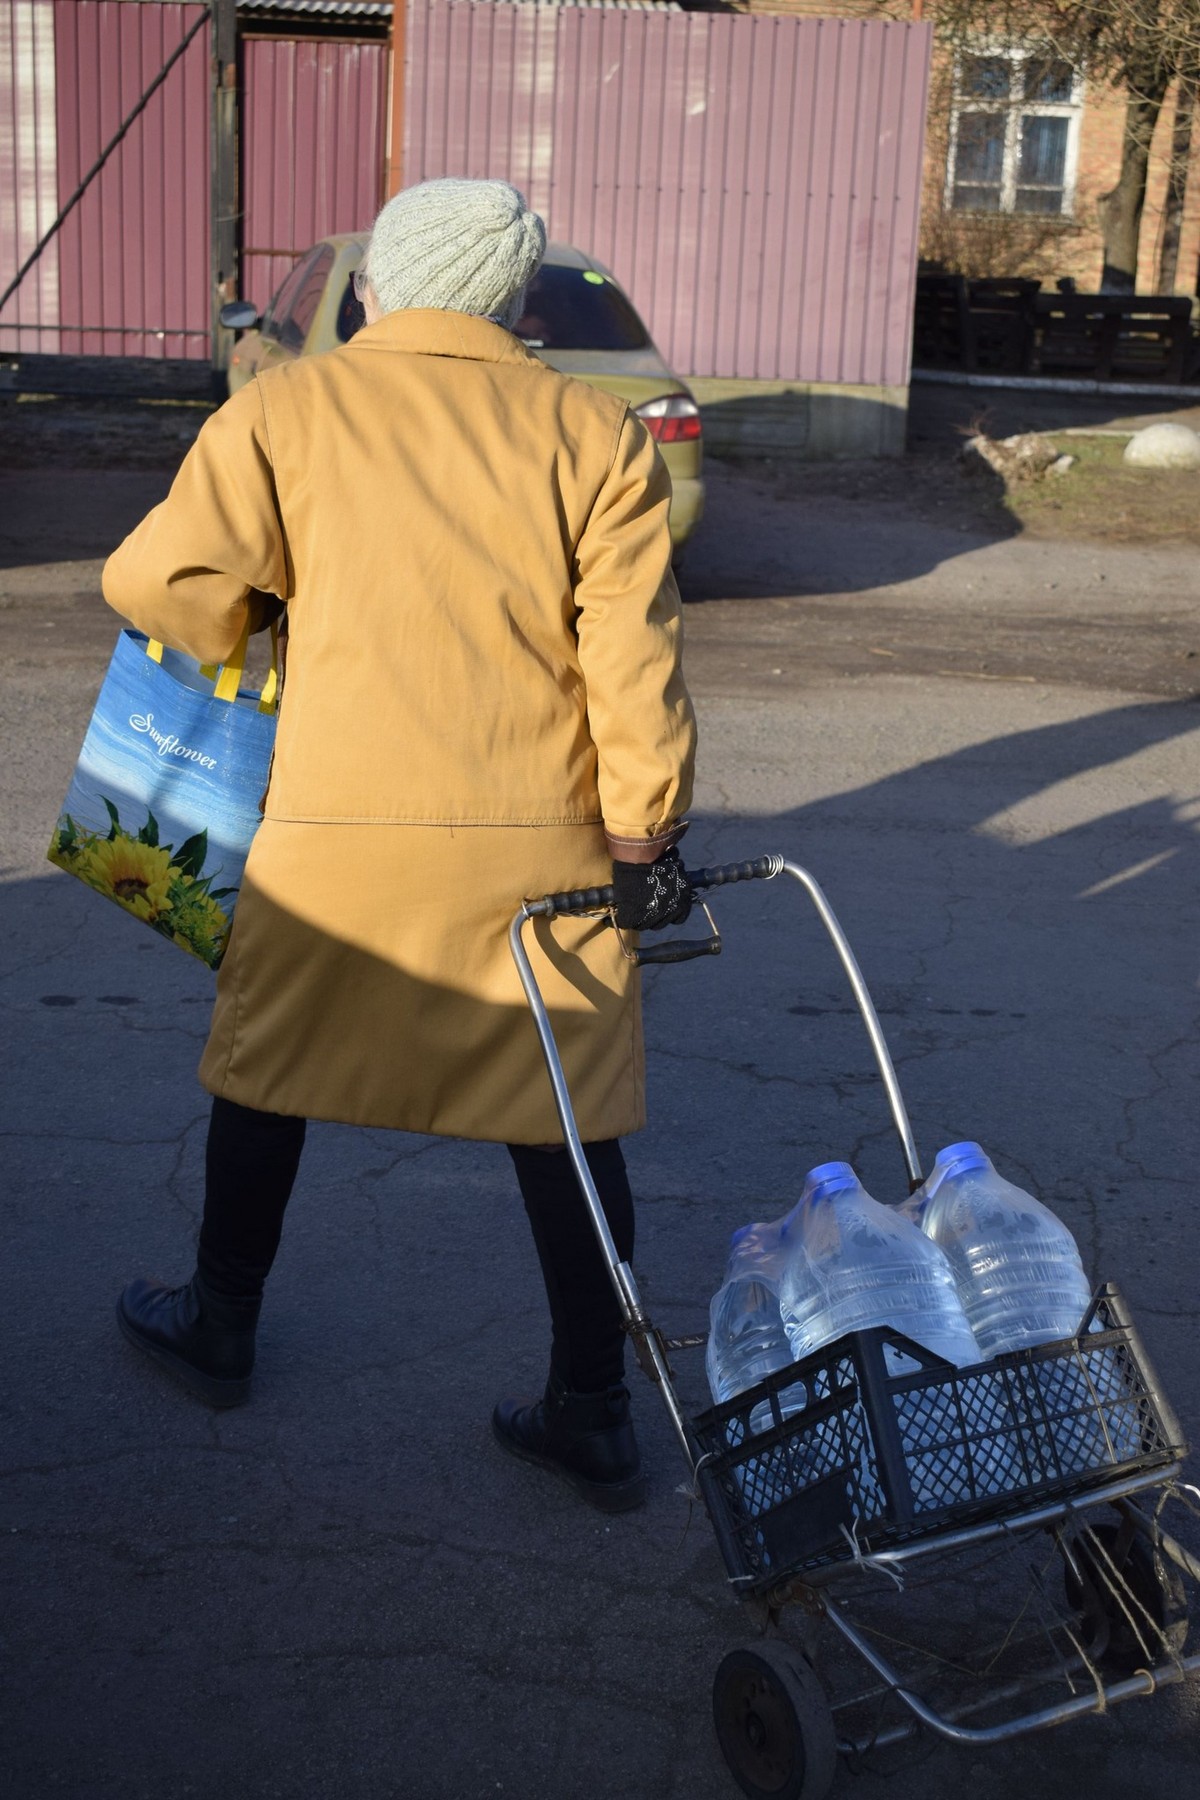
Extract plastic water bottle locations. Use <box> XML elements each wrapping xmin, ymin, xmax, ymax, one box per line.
<box><xmin>706</xmin><ymin>1216</ymin><xmax>808</xmax><ymax>1432</ymax></box>
<box><xmin>906</xmin><ymin>1143</ymin><xmax>1092</xmax><ymax>1356</ymax></box>
<box><xmin>778</xmin><ymin>1162</ymin><xmax>981</xmax><ymax>1373</ymax></box>
<box><xmin>707</xmin><ymin>1216</ymin><xmax>810</xmax><ymax>1516</ymax></box>
<box><xmin>906</xmin><ymin>1143</ymin><xmax>1118</xmax><ymax>1478</ymax></box>
<box><xmin>774</xmin><ymin>1162</ymin><xmax>980</xmax><ymax>1517</ymax></box>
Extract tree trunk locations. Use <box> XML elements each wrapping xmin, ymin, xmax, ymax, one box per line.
<box><xmin>1098</xmin><ymin>86</ymin><xmax>1170</xmax><ymax>292</ymax></box>
<box><xmin>1157</xmin><ymin>66</ymin><xmax>1198</xmax><ymax>293</ymax></box>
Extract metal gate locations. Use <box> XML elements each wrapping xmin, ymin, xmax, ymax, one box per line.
<box><xmin>0</xmin><ymin>0</ymin><xmax>211</xmax><ymax>359</ymax></box>
<box><xmin>1</xmin><ymin>2</ymin><xmax>387</xmax><ymax>363</ymax></box>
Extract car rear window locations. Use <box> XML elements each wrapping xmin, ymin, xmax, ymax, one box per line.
<box><xmin>261</xmin><ymin>245</ymin><xmax>334</xmax><ymax>351</ymax></box>
<box><xmin>278</xmin><ymin>246</ymin><xmax>334</xmax><ymax>351</ymax></box>
<box><xmin>513</xmin><ymin>266</ymin><xmax>650</xmax><ymax>352</ymax></box>
<box><xmin>260</xmin><ymin>253</ymin><xmax>314</xmax><ymax>343</ymax></box>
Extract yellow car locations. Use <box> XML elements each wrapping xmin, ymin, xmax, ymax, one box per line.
<box><xmin>221</xmin><ymin>234</ymin><xmax>703</xmax><ymax>552</ymax></box>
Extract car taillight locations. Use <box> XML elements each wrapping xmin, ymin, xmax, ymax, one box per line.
<box><xmin>634</xmin><ymin>393</ymin><xmax>702</xmax><ymax>444</ymax></box>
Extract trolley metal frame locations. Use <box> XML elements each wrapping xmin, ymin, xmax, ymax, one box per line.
<box><xmin>508</xmin><ymin>856</ymin><xmax>1199</xmax><ymax>1776</ymax></box>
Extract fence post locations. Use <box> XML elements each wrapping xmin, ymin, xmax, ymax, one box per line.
<box><xmin>386</xmin><ymin>0</ymin><xmax>407</xmax><ymax>197</ymax></box>
<box><xmin>211</xmin><ymin>0</ymin><xmax>239</xmax><ymax>394</ymax></box>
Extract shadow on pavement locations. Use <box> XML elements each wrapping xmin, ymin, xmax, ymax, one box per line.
<box><xmin>681</xmin><ymin>452</ymin><xmax>1015</xmax><ymax>602</ymax></box>
<box><xmin>2</xmin><ymin>692</ymin><xmax>1199</xmax><ymax>1800</ymax></box>
<box><xmin>0</xmin><ymin>467</ymin><xmax>174</xmax><ymax>570</ymax></box>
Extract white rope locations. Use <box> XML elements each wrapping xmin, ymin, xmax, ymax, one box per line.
<box><xmin>838</xmin><ymin>1518</ymin><xmax>906</xmax><ymax>1592</ymax></box>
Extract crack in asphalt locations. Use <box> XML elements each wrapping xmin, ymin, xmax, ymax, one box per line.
<box><xmin>0</xmin><ymin>1127</ymin><xmax>204</xmax><ymax>1146</ymax></box>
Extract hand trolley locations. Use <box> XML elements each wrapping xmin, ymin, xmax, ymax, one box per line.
<box><xmin>509</xmin><ymin>856</ymin><xmax>1199</xmax><ymax>1800</ymax></box>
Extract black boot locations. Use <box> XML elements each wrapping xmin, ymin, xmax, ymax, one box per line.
<box><xmin>492</xmin><ymin>1374</ymin><xmax>646</xmax><ymax>1513</ymax></box>
<box><xmin>116</xmin><ymin>1272</ymin><xmax>260</xmax><ymax>1407</ymax></box>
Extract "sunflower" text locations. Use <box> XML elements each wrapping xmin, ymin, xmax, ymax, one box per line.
<box><xmin>129</xmin><ymin>712</ymin><xmax>218</xmax><ymax>770</ymax></box>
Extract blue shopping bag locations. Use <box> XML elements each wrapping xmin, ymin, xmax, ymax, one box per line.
<box><xmin>47</xmin><ymin>622</ymin><xmax>279</xmax><ymax>968</ymax></box>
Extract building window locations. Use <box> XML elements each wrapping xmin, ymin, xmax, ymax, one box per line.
<box><xmin>947</xmin><ymin>46</ymin><xmax>1082</xmax><ymax>216</ymax></box>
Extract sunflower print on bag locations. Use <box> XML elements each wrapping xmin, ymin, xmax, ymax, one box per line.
<box><xmin>49</xmin><ymin>799</ymin><xmax>236</xmax><ymax>968</ymax></box>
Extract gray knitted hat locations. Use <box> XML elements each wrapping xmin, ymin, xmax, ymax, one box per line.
<box><xmin>364</xmin><ymin>178</ymin><xmax>546</xmax><ymax>329</ymax></box>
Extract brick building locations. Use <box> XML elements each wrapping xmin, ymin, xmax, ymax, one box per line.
<box><xmin>734</xmin><ymin>0</ymin><xmax>1200</xmax><ymax>296</ymax></box>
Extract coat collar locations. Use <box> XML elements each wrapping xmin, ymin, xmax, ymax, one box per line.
<box><xmin>344</xmin><ymin>309</ymin><xmax>540</xmax><ymax>367</ymax></box>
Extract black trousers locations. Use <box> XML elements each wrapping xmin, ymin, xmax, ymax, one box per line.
<box><xmin>197</xmin><ymin>1096</ymin><xmax>635</xmax><ymax>1393</ymax></box>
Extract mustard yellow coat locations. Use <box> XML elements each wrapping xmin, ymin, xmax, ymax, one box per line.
<box><xmin>102</xmin><ymin>310</ymin><xmax>696</xmax><ymax>1142</ymax></box>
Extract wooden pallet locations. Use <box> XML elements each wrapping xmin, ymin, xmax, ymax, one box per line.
<box><xmin>913</xmin><ymin>275</ymin><xmax>1197</xmax><ymax>384</ymax></box>
<box><xmin>1031</xmin><ymin>294</ymin><xmax>1192</xmax><ymax>384</ymax></box>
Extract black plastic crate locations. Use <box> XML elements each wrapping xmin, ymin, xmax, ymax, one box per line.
<box><xmin>690</xmin><ymin>1286</ymin><xmax>1186</xmax><ymax>1592</ymax></box>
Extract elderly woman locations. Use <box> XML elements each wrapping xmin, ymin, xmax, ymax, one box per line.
<box><xmin>103</xmin><ymin>178</ymin><xmax>696</xmax><ymax>1514</ymax></box>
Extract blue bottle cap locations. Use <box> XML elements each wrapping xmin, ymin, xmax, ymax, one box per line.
<box><xmin>804</xmin><ymin>1160</ymin><xmax>859</xmax><ymax>1200</ymax></box>
<box><xmin>933</xmin><ymin>1140</ymin><xmax>990</xmax><ymax>1175</ymax></box>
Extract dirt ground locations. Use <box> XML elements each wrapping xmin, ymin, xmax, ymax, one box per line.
<box><xmin>5</xmin><ymin>386</ymin><xmax>1200</xmax><ymax>538</ymax></box>
<box><xmin>5</xmin><ymin>384</ymin><xmax>1198</xmax><ymax>542</ymax></box>
<box><xmin>0</xmin><ymin>391</ymin><xmax>212</xmax><ymax>471</ymax></box>
<box><xmin>2</xmin><ymin>388</ymin><xmax>1198</xmax><ymax>703</ymax></box>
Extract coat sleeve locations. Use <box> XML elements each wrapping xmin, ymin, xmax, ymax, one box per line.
<box><xmin>101</xmin><ymin>380</ymin><xmax>289</xmax><ymax>664</ymax></box>
<box><xmin>573</xmin><ymin>410</ymin><xmax>697</xmax><ymax>861</ymax></box>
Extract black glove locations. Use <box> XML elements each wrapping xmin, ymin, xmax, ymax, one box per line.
<box><xmin>611</xmin><ymin>848</ymin><xmax>693</xmax><ymax>931</ymax></box>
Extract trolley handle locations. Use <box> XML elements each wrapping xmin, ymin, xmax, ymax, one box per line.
<box><xmin>531</xmin><ymin>854</ymin><xmax>782</xmax><ymax>919</ymax></box>
<box><xmin>633</xmin><ymin>934</ymin><xmax>722</xmax><ymax>965</ymax></box>
<box><xmin>508</xmin><ymin>849</ymin><xmax>928</xmax><ymax>1468</ymax></box>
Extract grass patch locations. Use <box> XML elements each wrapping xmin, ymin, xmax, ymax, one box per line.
<box><xmin>1006</xmin><ymin>434</ymin><xmax>1200</xmax><ymax>546</ymax></box>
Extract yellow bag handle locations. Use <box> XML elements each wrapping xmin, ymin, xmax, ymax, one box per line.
<box><xmin>146</xmin><ymin>616</ymin><xmax>280</xmax><ymax>716</ymax></box>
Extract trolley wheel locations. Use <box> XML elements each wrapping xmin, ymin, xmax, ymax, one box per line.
<box><xmin>712</xmin><ymin>1641</ymin><xmax>837</xmax><ymax>1800</ymax></box>
<box><xmin>1062</xmin><ymin>1515</ymin><xmax>1189</xmax><ymax>1672</ymax></box>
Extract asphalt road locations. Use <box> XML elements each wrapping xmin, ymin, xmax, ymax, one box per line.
<box><xmin>2</xmin><ymin>457</ymin><xmax>1199</xmax><ymax>1800</ymax></box>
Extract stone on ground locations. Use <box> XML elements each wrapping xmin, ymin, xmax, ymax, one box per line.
<box><xmin>1122</xmin><ymin>422</ymin><xmax>1200</xmax><ymax>468</ymax></box>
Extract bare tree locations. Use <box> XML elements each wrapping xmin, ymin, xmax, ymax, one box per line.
<box><xmin>1092</xmin><ymin>11</ymin><xmax>1176</xmax><ymax>290</ymax></box>
<box><xmin>1157</xmin><ymin>53</ymin><xmax>1198</xmax><ymax>289</ymax></box>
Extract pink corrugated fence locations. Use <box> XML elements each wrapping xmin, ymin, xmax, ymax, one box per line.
<box><xmin>241</xmin><ymin>35</ymin><xmax>389</xmax><ymax>315</ymax></box>
<box><xmin>54</xmin><ymin>0</ymin><xmax>210</xmax><ymax>358</ymax></box>
<box><xmin>404</xmin><ymin>5</ymin><xmax>932</xmax><ymax>386</ymax></box>
<box><xmin>3</xmin><ymin>2</ymin><xmax>930</xmax><ymax>385</ymax></box>
<box><xmin>1</xmin><ymin>0</ymin><xmax>59</xmax><ymax>353</ymax></box>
